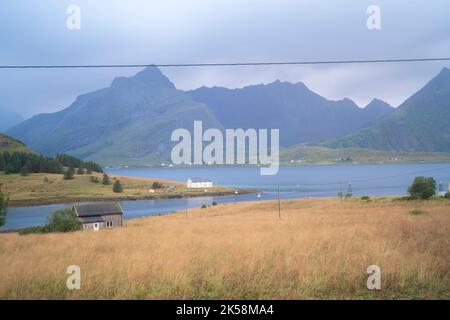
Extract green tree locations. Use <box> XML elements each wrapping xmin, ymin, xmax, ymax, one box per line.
<box><xmin>0</xmin><ymin>192</ymin><xmax>7</xmax><ymax>227</ymax></box>
<box><xmin>113</xmin><ymin>180</ymin><xmax>123</xmax><ymax>193</ymax></box>
<box><xmin>151</xmin><ymin>181</ymin><xmax>164</xmax><ymax>189</ymax></box>
<box><xmin>63</xmin><ymin>166</ymin><xmax>75</xmax><ymax>180</ymax></box>
<box><xmin>0</xmin><ymin>155</ymin><xmax>5</xmax><ymax>171</ymax></box>
<box><xmin>20</xmin><ymin>166</ymin><xmax>29</xmax><ymax>177</ymax></box>
<box><xmin>102</xmin><ymin>174</ymin><xmax>111</xmax><ymax>185</ymax></box>
<box><xmin>408</xmin><ymin>176</ymin><xmax>436</xmax><ymax>199</ymax></box>
<box><xmin>46</xmin><ymin>208</ymin><xmax>82</xmax><ymax>232</ymax></box>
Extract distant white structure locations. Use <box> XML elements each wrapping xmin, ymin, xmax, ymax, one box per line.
<box><xmin>438</xmin><ymin>181</ymin><xmax>446</xmax><ymax>196</ymax></box>
<box><xmin>187</xmin><ymin>178</ymin><xmax>213</xmax><ymax>189</ymax></box>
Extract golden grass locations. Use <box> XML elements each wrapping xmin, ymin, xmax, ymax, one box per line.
<box><xmin>0</xmin><ymin>198</ymin><xmax>449</xmax><ymax>299</ymax></box>
<box><xmin>0</xmin><ymin>173</ymin><xmax>229</xmax><ymax>205</ymax></box>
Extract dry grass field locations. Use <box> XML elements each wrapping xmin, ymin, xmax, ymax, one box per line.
<box><xmin>0</xmin><ymin>173</ymin><xmax>232</xmax><ymax>206</ymax></box>
<box><xmin>0</xmin><ymin>197</ymin><xmax>449</xmax><ymax>299</ymax></box>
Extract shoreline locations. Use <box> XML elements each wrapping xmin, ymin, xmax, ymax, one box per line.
<box><xmin>7</xmin><ymin>188</ymin><xmax>258</xmax><ymax>207</ymax></box>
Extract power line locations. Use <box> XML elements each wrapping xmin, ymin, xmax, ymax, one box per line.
<box><xmin>1</xmin><ymin>57</ymin><xmax>450</xmax><ymax>69</ymax></box>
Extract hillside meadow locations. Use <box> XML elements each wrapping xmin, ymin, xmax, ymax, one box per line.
<box><xmin>0</xmin><ymin>172</ymin><xmax>233</xmax><ymax>206</ymax></box>
<box><xmin>0</xmin><ymin>197</ymin><xmax>449</xmax><ymax>299</ymax></box>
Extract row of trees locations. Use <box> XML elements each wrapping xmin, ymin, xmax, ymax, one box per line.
<box><xmin>56</xmin><ymin>154</ymin><xmax>103</xmax><ymax>173</ymax></box>
<box><xmin>0</xmin><ymin>151</ymin><xmax>103</xmax><ymax>175</ymax></box>
<box><xmin>89</xmin><ymin>174</ymin><xmax>123</xmax><ymax>192</ymax></box>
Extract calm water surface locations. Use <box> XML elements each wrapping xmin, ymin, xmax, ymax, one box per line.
<box><xmin>3</xmin><ymin>163</ymin><xmax>450</xmax><ymax>230</ymax></box>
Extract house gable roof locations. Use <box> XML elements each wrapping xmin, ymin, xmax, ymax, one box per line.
<box><xmin>74</xmin><ymin>202</ymin><xmax>123</xmax><ymax>217</ymax></box>
<box><xmin>79</xmin><ymin>216</ymin><xmax>105</xmax><ymax>223</ymax></box>
<box><xmin>188</xmin><ymin>178</ymin><xmax>212</xmax><ymax>183</ymax></box>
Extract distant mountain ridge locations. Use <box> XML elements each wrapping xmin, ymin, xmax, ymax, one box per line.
<box><xmin>8</xmin><ymin>68</ymin><xmax>222</xmax><ymax>165</ymax></box>
<box><xmin>4</xmin><ymin>67</ymin><xmax>404</xmax><ymax>165</ymax></box>
<box><xmin>189</xmin><ymin>82</ymin><xmax>393</xmax><ymax>146</ymax></box>
<box><xmin>326</xmin><ymin>67</ymin><xmax>450</xmax><ymax>152</ymax></box>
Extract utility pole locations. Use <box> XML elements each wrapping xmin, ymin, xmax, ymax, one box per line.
<box><xmin>278</xmin><ymin>184</ymin><xmax>281</xmax><ymax>219</ymax></box>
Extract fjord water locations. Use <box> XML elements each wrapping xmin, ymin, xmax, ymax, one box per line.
<box><xmin>3</xmin><ymin>163</ymin><xmax>450</xmax><ymax>231</ymax></box>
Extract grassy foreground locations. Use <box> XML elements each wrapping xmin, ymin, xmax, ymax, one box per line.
<box><xmin>0</xmin><ymin>172</ymin><xmax>236</xmax><ymax>206</ymax></box>
<box><xmin>0</xmin><ymin>197</ymin><xmax>449</xmax><ymax>299</ymax></box>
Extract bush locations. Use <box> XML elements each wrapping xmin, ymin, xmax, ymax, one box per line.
<box><xmin>344</xmin><ymin>193</ymin><xmax>352</xmax><ymax>199</ymax></box>
<box><xmin>409</xmin><ymin>209</ymin><xmax>425</xmax><ymax>215</ymax></box>
<box><xmin>444</xmin><ymin>192</ymin><xmax>450</xmax><ymax>199</ymax></box>
<box><xmin>63</xmin><ymin>166</ymin><xmax>75</xmax><ymax>180</ymax></box>
<box><xmin>102</xmin><ymin>174</ymin><xmax>111</xmax><ymax>185</ymax></box>
<box><xmin>151</xmin><ymin>181</ymin><xmax>164</xmax><ymax>189</ymax></box>
<box><xmin>408</xmin><ymin>176</ymin><xmax>436</xmax><ymax>199</ymax></box>
<box><xmin>46</xmin><ymin>209</ymin><xmax>82</xmax><ymax>233</ymax></box>
<box><xmin>201</xmin><ymin>204</ymin><xmax>207</xmax><ymax>209</ymax></box>
<box><xmin>361</xmin><ymin>196</ymin><xmax>370</xmax><ymax>201</ymax></box>
<box><xmin>19</xmin><ymin>226</ymin><xmax>47</xmax><ymax>235</ymax></box>
<box><xmin>77</xmin><ymin>167</ymin><xmax>85</xmax><ymax>175</ymax></box>
<box><xmin>113</xmin><ymin>180</ymin><xmax>123</xmax><ymax>193</ymax></box>
<box><xmin>90</xmin><ymin>176</ymin><xmax>99</xmax><ymax>183</ymax></box>
<box><xmin>20</xmin><ymin>166</ymin><xmax>29</xmax><ymax>177</ymax></box>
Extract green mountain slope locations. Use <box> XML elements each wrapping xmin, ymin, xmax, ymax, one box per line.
<box><xmin>0</xmin><ymin>134</ymin><xmax>31</xmax><ymax>153</ymax></box>
<box><xmin>326</xmin><ymin>67</ymin><xmax>450</xmax><ymax>152</ymax></box>
<box><xmin>8</xmin><ymin>68</ymin><xmax>223</xmax><ymax>166</ymax></box>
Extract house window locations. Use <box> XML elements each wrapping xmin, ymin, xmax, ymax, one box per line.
<box><xmin>106</xmin><ymin>220</ymin><xmax>113</xmax><ymax>228</ymax></box>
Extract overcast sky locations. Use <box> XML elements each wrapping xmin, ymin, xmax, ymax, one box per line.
<box><xmin>1</xmin><ymin>0</ymin><xmax>449</xmax><ymax>118</ymax></box>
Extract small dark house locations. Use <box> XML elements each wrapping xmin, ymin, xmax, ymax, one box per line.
<box><xmin>73</xmin><ymin>202</ymin><xmax>123</xmax><ymax>231</ymax></box>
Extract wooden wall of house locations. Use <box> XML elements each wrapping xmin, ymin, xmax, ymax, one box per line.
<box><xmin>83</xmin><ymin>222</ymin><xmax>105</xmax><ymax>230</ymax></box>
<box><xmin>102</xmin><ymin>214</ymin><xmax>122</xmax><ymax>228</ymax></box>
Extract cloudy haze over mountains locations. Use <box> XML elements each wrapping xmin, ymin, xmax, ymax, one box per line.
<box><xmin>1</xmin><ymin>0</ymin><xmax>449</xmax><ymax>117</ymax></box>
<box><xmin>8</xmin><ymin>66</ymin><xmax>450</xmax><ymax>165</ymax></box>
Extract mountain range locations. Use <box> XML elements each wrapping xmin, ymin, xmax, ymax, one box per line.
<box><xmin>326</xmin><ymin>67</ymin><xmax>450</xmax><ymax>152</ymax></box>
<box><xmin>6</xmin><ymin>67</ymin><xmax>450</xmax><ymax>165</ymax></box>
<box><xmin>189</xmin><ymin>83</ymin><xmax>393</xmax><ymax>146</ymax></box>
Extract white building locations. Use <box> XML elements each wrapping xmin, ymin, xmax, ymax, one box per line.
<box><xmin>187</xmin><ymin>178</ymin><xmax>213</xmax><ymax>189</ymax></box>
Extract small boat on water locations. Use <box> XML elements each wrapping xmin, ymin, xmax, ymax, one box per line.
<box><xmin>257</xmin><ymin>193</ymin><xmax>262</xmax><ymax>199</ymax></box>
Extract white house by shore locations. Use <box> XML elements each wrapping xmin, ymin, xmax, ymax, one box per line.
<box><xmin>187</xmin><ymin>178</ymin><xmax>213</xmax><ymax>189</ymax></box>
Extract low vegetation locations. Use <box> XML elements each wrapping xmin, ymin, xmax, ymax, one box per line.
<box><xmin>19</xmin><ymin>209</ymin><xmax>82</xmax><ymax>235</ymax></box>
<box><xmin>408</xmin><ymin>176</ymin><xmax>436</xmax><ymax>200</ymax></box>
<box><xmin>113</xmin><ymin>180</ymin><xmax>123</xmax><ymax>193</ymax></box>
<box><xmin>0</xmin><ymin>198</ymin><xmax>448</xmax><ymax>299</ymax></box>
<box><xmin>151</xmin><ymin>181</ymin><xmax>164</xmax><ymax>189</ymax></box>
<box><xmin>409</xmin><ymin>208</ymin><xmax>426</xmax><ymax>215</ymax></box>
<box><xmin>0</xmin><ymin>172</ymin><xmax>234</xmax><ymax>206</ymax></box>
